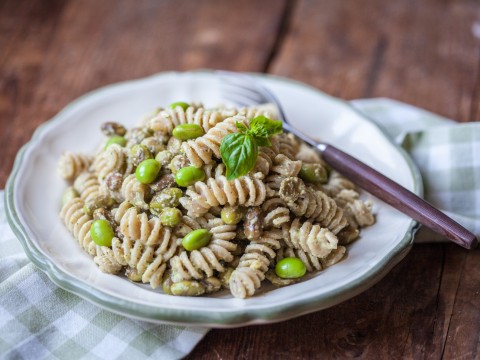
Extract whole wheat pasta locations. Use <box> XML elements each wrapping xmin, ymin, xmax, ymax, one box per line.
<box><xmin>58</xmin><ymin>101</ymin><xmax>375</xmax><ymax>298</ymax></box>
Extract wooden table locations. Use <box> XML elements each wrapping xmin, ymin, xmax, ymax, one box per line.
<box><xmin>2</xmin><ymin>0</ymin><xmax>479</xmax><ymax>358</ymax></box>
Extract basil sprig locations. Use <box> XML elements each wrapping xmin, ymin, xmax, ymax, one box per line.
<box><xmin>220</xmin><ymin>115</ymin><xmax>283</xmax><ymax>180</ymax></box>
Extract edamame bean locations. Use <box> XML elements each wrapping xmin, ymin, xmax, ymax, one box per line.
<box><xmin>90</xmin><ymin>219</ymin><xmax>115</xmax><ymax>247</ymax></box>
<box><xmin>62</xmin><ymin>187</ymin><xmax>79</xmax><ymax>205</ymax></box>
<box><xmin>170</xmin><ymin>281</ymin><xmax>206</xmax><ymax>296</ymax></box>
<box><xmin>169</xmin><ymin>101</ymin><xmax>190</xmax><ymax>111</ymax></box>
<box><xmin>275</xmin><ymin>257</ymin><xmax>307</xmax><ymax>279</ymax></box>
<box><xmin>172</xmin><ymin>124</ymin><xmax>204</xmax><ymax>140</ymax></box>
<box><xmin>135</xmin><ymin>159</ymin><xmax>161</xmax><ymax>184</ymax></box>
<box><xmin>141</xmin><ymin>137</ymin><xmax>165</xmax><ymax>155</ymax></box>
<box><xmin>160</xmin><ymin>207</ymin><xmax>182</xmax><ymax>227</ymax></box>
<box><xmin>202</xmin><ymin>277</ymin><xmax>222</xmax><ymax>293</ymax></box>
<box><xmin>84</xmin><ymin>195</ymin><xmax>115</xmax><ymax>216</ymax></box>
<box><xmin>155</xmin><ymin>150</ymin><xmax>174</xmax><ymax>166</ymax></box>
<box><xmin>168</xmin><ymin>154</ymin><xmax>189</xmax><ymax>174</ymax></box>
<box><xmin>130</xmin><ymin>144</ymin><xmax>152</xmax><ymax>166</ymax></box>
<box><xmin>221</xmin><ymin>206</ymin><xmax>245</xmax><ymax>225</ymax></box>
<box><xmin>174</xmin><ymin>166</ymin><xmax>206</xmax><ymax>187</ymax></box>
<box><xmin>150</xmin><ymin>187</ymin><xmax>183</xmax><ymax>213</ymax></box>
<box><xmin>182</xmin><ymin>229</ymin><xmax>211</xmax><ymax>251</ymax></box>
<box><xmin>105</xmin><ymin>135</ymin><xmax>127</xmax><ymax>149</ymax></box>
<box><xmin>299</xmin><ymin>163</ymin><xmax>328</xmax><ymax>184</ymax></box>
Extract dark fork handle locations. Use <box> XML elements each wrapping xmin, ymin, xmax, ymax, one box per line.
<box><xmin>320</xmin><ymin>144</ymin><xmax>478</xmax><ymax>249</ymax></box>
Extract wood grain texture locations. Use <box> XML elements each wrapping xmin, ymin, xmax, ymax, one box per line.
<box><xmin>0</xmin><ymin>0</ymin><xmax>287</xmax><ymax>188</ymax></box>
<box><xmin>270</xmin><ymin>0</ymin><xmax>480</xmax><ymax>121</ymax></box>
<box><xmin>1</xmin><ymin>1</ymin><xmax>480</xmax><ymax>359</ymax></box>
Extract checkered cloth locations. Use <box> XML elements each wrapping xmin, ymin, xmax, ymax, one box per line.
<box><xmin>1</xmin><ymin>99</ymin><xmax>479</xmax><ymax>359</ymax></box>
<box><xmin>352</xmin><ymin>98</ymin><xmax>480</xmax><ymax>239</ymax></box>
<box><xmin>0</xmin><ymin>190</ymin><xmax>208</xmax><ymax>358</ymax></box>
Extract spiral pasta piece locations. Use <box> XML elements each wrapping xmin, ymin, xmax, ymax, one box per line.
<box><xmin>93</xmin><ymin>246</ymin><xmax>124</xmax><ymax>274</ymax></box>
<box><xmin>229</xmin><ymin>230</ymin><xmax>282</xmax><ymax>298</ymax></box>
<box><xmin>322</xmin><ymin>171</ymin><xmax>356</xmax><ymax>197</ymax></box>
<box><xmin>276</xmin><ymin>244</ymin><xmax>346</xmax><ymax>272</ymax></box>
<box><xmin>148</xmin><ymin>106</ymin><xmax>227</xmax><ymax>134</ymax></box>
<box><xmin>182</xmin><ymin>116</ymin><xmax>247</xmax><ymax>168</ymax></box>
<box><xmin>277</xmin><ymin>133</ymin><xmax>299</xmax><ymax>160</ymax></box>
<box><xmin>57</xmin><ymin>152</ymin><xmax>93</xmax><ymax>182</ymax></box>
<box><xmin>283</xmin><ymin>218</ymin><xmax>338</xmax><ymax>259</ymax></box>
<box><xmin>118</xmin><ymin>207</ymin><xmax>180</xmax><ymax>257</ymax></box>
<box><xmin>170</xmin><ymin>219</ymin><xmax>237</xmax><ymax>282</ymax></box>
<box><xmin>73</xmin><ymin>171</ymin><xmax>100</xmax><ymax>203</ymax></box>
<box><xmin>262</xmin><ymin>197</ymin><xmax>290</xmax><ymax>228</ymax></box>
<box><xmin>112</xmin><ymin>237</ymin><xmax>168</xmax><ymax>289</ymax></box>
<box><xmin>183</xmin><ymin>173</ymin><xmax>267</xmax><ymax>216</ymax></box>
<box><xmin>91</xmin><ymin>144</ymin><xmax>127</xmax><ymax>181</ymax></box>
<box><xmin>219</xmin><ymin>104</ymin><xmax>279</xmax><ymax>120</ymax></box>
<box><xmin>60</xmin><ymin>197</ymin><xmax>96</xmax><ymax>255</ymax></box>
<box><xmin>276</xmin><ymin>246</ymin><xmax>323</xmax><ymax>272</ymax></box>
<box><xmin>121</xmin><ymin>174</ymin><xmax>150</xmax><ymax>209</ymax></box>
<box><xmin>282</xmin><ymin>185</ymin><xmax>347</xmax><ymax>234</ymax></box>
<box><xmin>271</xmin><ymin>154</ymin><xmax>302</xmax><ymax>177</ymax></box>
<box><xmin>335</xmin><ymin>189</ymin><xmax>375</xmax><ymax>229</ymax></box>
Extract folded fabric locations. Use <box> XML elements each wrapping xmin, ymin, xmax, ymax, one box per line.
<box><xmin>352</xmin><ymin>98</ymin><xmax>480</xmax><ymax>240</ymax></box>
<box><xmin>1</xmin><ymin>98</ymin><xmax>478</xmax><ymax>360</ymax></box>
<box><xmin>0</xmin><ymin>195</ymin><xmax>208</xmax><ymax>359</ymax></box>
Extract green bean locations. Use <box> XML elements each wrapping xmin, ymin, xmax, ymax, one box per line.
<box><xmin>174</xmin><ymin>166</ymin><xmax>206</xmax><ymax>187</ymax></box>
<box><xmin>170</xmin><ymin>281</ymin><xmax>206</xmax><ymax>296</ymax></box>
<box><xmin>130</xmin><ymin>144</ymin><xmax>152</xmax><ymax>166</ymax></box>
<box><xmin>169</xmin><ymin>101</ymin><xmax>190</xmax><ymax>111</ymax></box>
<box><xmin>135</xmin><ymin>159</ymin><xmax>161</xmax><ymax>184</ymax></box>
<box><xmin>299</xmin><ymin>163</ymin><xmax>329</xmax><ymax>184</ymax></box>
<box><xmin>168</xmin><ymin>154</ymin><xmax>189</xmax><ymax>174</ymax></box>
<box><xmin>202</xmin><ymin>277</ymin><xmax>222</xmax><ymax>293</ymax></box>
<box><xmin>182</xmin><ymin>229</ymin><xmax>212</xmax><ymax>251</ymax></box>
<box><xmin>90</xmin><ymin>219</ymin><xmax>115</xmax><ymax>247</ymax></box>
<box><xmin>172</xmin><ymin>124</ymin><xmax>204</xmax><ymax>140</ymax></box>
<box><xmin>141</xmin><ymin>137</ymin><xmax>165</xmax><ymax>155</ymax></box>
<box><xmin>221</xmin><ymin>206</ymin><xmax>245</xmax><ymax>225</ymax></box>
<box><xmin>105</xmin><ymin>135</ymin><xmax>127</xmax><ymax>149</ymax></box>
<box><xmin>275</xmin><ymin>257</ymin><xmax>306</xmax><ymax>279</ymax></box>
<box><xmin>160</xmin><ymin>207</ymin><xmax>182</xmax><ymax>227</ymax></box>
<box><xmin>83</xmin><ymin>195</ymin><xmax>115</xmax><ymax>216</ymax></box>
<box><xmin>155</xmin><ymin>150</ymin><xmax>174</xmax><ymax>166</ymax></box>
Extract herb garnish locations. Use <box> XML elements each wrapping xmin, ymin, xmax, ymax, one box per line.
<box><xmin>220</xmin><ymin>115</ymin><xmax>283</xmax><ymax>180</ymax></box>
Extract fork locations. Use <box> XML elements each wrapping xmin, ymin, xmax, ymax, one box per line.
<box><xmin>216</xmin><ymin>70</ymin><xmax>477</xmax><ymax>250</ymax></box>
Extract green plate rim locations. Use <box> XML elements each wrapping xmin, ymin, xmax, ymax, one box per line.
<box><xmin>4</xmin><ymin>70</ymin><xmax>421</xmax><ymax>327</ymax></box>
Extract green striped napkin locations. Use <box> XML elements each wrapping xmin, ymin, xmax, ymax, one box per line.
<box><xmin>1</xmin><ymin>99</ymin><xmax>478</xmax><ymax>359</ymax></box>
<box><xmin>352</xmin><ymin>98</ymin><xmax>480</xmax><ymax>239</ymax></box>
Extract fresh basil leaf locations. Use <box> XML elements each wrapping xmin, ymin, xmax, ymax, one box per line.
<box><xmin>220</xmin><ymin>133</ymin><xmax>258</xmax><ymax>180</ymax></box>
<box><xmin>236</xmin><ymin>122</ymin><xmax>248</xmax><ymax>133</ymax></box>
<box><xmin>253</xmin><ymin>136</ymin><xmax>271</xmax><ymax>147</ymax></box>
<box><xmin>249</xmin><ymin>115</ymin><xmax>283</xmax><ymax>137</ymax></box>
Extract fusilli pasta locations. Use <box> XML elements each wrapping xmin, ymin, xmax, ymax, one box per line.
<box><xmin>58</xmin><ymin>101</ymin><xmax>376</xmax><ymax>299</ymax></box>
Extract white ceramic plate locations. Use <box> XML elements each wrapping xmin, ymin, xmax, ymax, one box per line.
<box><xmin>6</xmin><ymin>71</ymin><xmax>421</xmax><ymax>327</ymax></box>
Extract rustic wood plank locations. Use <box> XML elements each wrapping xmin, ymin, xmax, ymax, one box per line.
<box><xmin>442</xmin><ymin>247</ymin><xmax>480</xmax><ymax>359</ymax></box>
<box><xmin>0</xmin><ymin>0</ymin><xmax>287</xmax><ymax>188</ymax></box>
<box><xmin>188</xmin><ymin>245</ymin><xmax>451</xmax><ymax>359</ymax></box>
<box><xmin>270</xmin><ymin>0</ymin><xmax>480</xmax><ymax>122</ymax></box>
